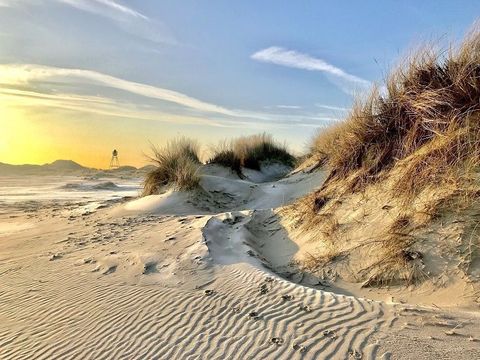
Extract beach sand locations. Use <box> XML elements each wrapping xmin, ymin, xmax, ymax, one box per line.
<box><xmin>1</xmin><ymin>167</ymin><xmax>479</xmax><ymax>359</ymax></box>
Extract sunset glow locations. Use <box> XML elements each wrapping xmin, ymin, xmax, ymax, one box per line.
<box><xmin>1</xmin><ymin>1</ymin><xmax>477</xmax><ymax>168</ymax></box>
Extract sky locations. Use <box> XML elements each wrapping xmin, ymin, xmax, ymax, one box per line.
<box><xmin>0</xmin><ymin>1</ymin><xmax>479</xmax><ymax>168</ymax></box>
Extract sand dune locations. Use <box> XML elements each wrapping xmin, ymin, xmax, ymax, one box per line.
<box><xmin>121</xmin><ymin>165</ymin><xmax>325</xmax><ymax>216</ymax></box>
<box><xmin>1</xmin><ymin>166</ymin><xmax>479</xmax><ymax>359</ymax></box>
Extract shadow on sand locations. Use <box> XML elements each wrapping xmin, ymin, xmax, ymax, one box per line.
<box><xmin>202</xmin><ymin>209</ymin><xmax>356</xmax><ymax>298</ymax></box>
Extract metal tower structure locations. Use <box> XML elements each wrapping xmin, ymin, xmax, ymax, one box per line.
<box><xmin>110</xmin><ymin>149</ymin><xmax>120</xmax><ymax>168</ymax></box>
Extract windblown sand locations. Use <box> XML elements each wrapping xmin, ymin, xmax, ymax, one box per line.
<box><xmin>1</xmin><ymin>167</ymin><xmax>479</xmax><ymax>359</ymax></box>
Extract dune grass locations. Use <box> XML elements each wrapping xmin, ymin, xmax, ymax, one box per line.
<box><xmin>143</xmin><ymin>138</ymin><xmax>201</xmax><ymax>196</ymax></box>
<box><xmin>287</xmin><ymin>27</ymin><xmax>480</xmax><ymax>287</ymax></box>
<box><xmin>208</xmin><ymin>133</ymin><xmax>295</xmax><ymax>175</ymax></box>
<box><xmin>207</xmin><ymin>142</ymin><xmax>243</xmax><ymax>177</ymax></box>
<box><xmin>311</xmin><ymin>29</ymin><xmax>480</xmax><ymax>194</ymax></box>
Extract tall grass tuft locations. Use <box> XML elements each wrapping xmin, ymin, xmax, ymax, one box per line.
<box><xmin>208</xmin><ymin>133</ymin><xmax>295</xmax><ymax>174</ymax></box>
<box><xmin>311</xmin><ymin>28</ymin><xmax>480</xmax><ymax>195</ymax></box>
<box><xmin>143</xmin><ymin>138</ymin><xmax>201</xmax><ymax>196</ymax></box>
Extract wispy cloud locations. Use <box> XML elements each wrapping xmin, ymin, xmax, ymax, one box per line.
<box><xmin>251</xmin><ymin>46</ymin><xmax>371</xmax><ymax>94</ymax></box>
<box><xmin>60</xmin><ymin>0</ymin><xmax>177</xmax><ymax>44</ymax></box>
<box><xmin>315</xmin><ymin>104</ymin><xmax>350</xmax><ymax>112</ymax></box>
<box><xmin>0</xmin><ymin>0</ymin><xmax>147</xmax><ymax>18</ymax></box>
<box><xmin>0</xmin><ymin>64</ymin><xmax>234</xmax><ymax>115</ymax></box>
<box><xmin>275</xmin><ymin>105</ymin><xmax>301</xmax><ymax>109</ymax></box>
<box><xmin>0</xmin><ymin>0</ymin><xmax>176</xmax><ymax>44</ymax></box>
<box><xmin>0</xmin><ymin>88</ymin><xmax>228</xmax><ymax>128</ymax></box>
<box><xmin>0</xmin><ymin>63</ymin><xmax>340</xmax><ymax>129</ymax></box>
<box><xmin>58</xmin><ymin>0</ymin><xmax>148</xmax><ymax>20</ymax></box>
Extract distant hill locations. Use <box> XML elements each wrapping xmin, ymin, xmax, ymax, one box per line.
<box><xmin>139</xmin><ymin>165</ymin><xmax>156</xmax><ymax>172</ymax></box>
<box><xmin>43</xmin><ymin>160</ymin><xmax>85</xmax><ymax>171</ymax></box>
<box><xmin>0</xmin><ymin>160</ymin><xmax>90</xmax><ymax>176</ymax></box>
<box><xmin>0</xmin><ymin>160</ymin><xmax>150</xmax><ymax>176</ymax></box>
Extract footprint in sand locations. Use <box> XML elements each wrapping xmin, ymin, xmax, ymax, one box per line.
<box><xmin>270</xmin><ymin>337</ymin><xmax>284</xmax><ymax>346</ymax></box>
<box><xmin>292</xmin><ymin>343</ymin><xmax>307</xmax><ymax>353</ymax></box>
<box><xmin>323</xmin><ymin>330</ymin><xmax>337</xmax><ymax>340</ymax></box>
<box><xmin>248</xmin><ymin>311</ymin><xmax>261</xmax><ymax>320</ymax></box>
<box><xmin>348</xmin><ymin>349</ymin><xmax>363</xmax><ymax>359</ymax></box>
<box><xmin>300</xmin><ymin>304</ymin><xmax>312</xmax><ymax>312</ymax></box>
<box><xmin>259</xmin><ymin>283</ymin><xmax>269</xmax><ymax>294</ymax></box>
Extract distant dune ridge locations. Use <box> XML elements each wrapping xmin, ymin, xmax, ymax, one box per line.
<box><xmin>0</xmin><ymin>159</ymin><xmax>86</xmax><ymax>175</ymax></box>
<box><xmin>0</xmin><ymin>159</ymin><xmax>154</xmax><ymax>176</ymax></box>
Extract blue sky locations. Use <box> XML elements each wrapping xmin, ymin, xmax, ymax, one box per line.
<box><xmin>0</xmin><ymin>1</ymin><xmax>479</xmax><ymax>166</ymax></box>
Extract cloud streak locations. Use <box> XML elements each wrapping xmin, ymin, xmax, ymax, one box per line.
<box><xmin>0</xmin><ymin>64</ymin><xmax>235</xmax><ymax>116</ymax></box>
<box><xmin>0</xmin><ymin>64</ymin><xmax>340</xmax><ymax>130</ymax></box>
<box><xmin>251</xmin><ymin>46</ymin><xmax>370</xmax><ymax>94</ymax></box>
<box><xmin>0</xmin><ymin>0</ymin><xmax>176</xmax><ymax>44</ymax></box>
<box><xmin>0</xmin><ymin>88</ymin><xmax>229</xmax><ymax>128</ymax></box>
<box><xmin>0</xmin><ymin>0</ymin><xmax>147</xmax><ymax>19</ymax></box>
<box><xmin>315</xmin><ymin>104</ymin><xmax>350</xmax><ymax>112</ymax></box>
<box><xmin>58</xmin><ymin>0</ymin><xmax>148</xmax><ymax>20</ymax></box>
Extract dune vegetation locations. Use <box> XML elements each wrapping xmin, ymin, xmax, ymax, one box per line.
<box><xmin>284</xmin><ymin>29</ymin><xmax>480</xmax><ymax>287</ymax></box>
<box><xmin>143</xmin><ymin>138</ymin><xmax>201</xmax><ymax>196</ymax></box>
<box><xmin>143</xmin><ymin>133</ymin><xmax>295</xmax><ymax>195</ymax></box>
<box><xmin>208</xmin><ymin>133</ymin><xmax>296</xmax><ymax>177</ymax></box>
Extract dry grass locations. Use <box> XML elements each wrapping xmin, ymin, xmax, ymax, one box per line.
<box><xmin>287</xmin><ymin>27</ymin><xmax>480</xmax><ymax>287</ymax></box>
<box><xmin>208</xmin><ymin>133</ymin><xmax>295</xmax><ymax>174</ymax></box>
<box><xmin>207</xmin><ymin>142</ymin><xmax>243</xmax><ymax>177</ymax></box>
<box><xmin>310</xmin><ymin>28</ymin><xmax>480</xmax><ymax>195</ymax></box>
<box><xmin>143</xmin><ymin>138</ymin><xmax>201</xmax><ymax>196</ymax></box>
<box><xmin>360</xmin><ymin>214</ymin><xmax>420</xmax><ymax>287</ymax></box>
<box><xmin>309</xmin><ymin>123</ymin><xmax>349</xmax><ymax>167</ymax></box>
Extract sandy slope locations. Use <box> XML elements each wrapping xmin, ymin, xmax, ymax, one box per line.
<box><xmin>1</xmin><ymin>167</ymin><xmax>479</xmax><ymax>359</ymax></box>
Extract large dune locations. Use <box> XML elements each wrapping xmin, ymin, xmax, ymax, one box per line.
<box><xmin>1</xmin><ymin>163</ymin><xmax>479</xmax><ymax>359</ymax></box>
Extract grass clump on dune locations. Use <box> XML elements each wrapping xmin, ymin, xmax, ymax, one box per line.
<box><xmin>208</xmin><ymin>133</ymin><xmax>295</xmax><ymax>175</ymax></box>
<box><xmin>143</xmin><ymin>138</ymin><xmax>201</xmax><ymax>196</ymax></box>
<box><xmin>285</xmin><ymin>27</ymin><xmax>480</xmax><ymax>288</ymax></box>
<box><xmin>207</xmin><ymin>142</ymin><xmax>243</xmax><ymax>177</ymax></box>
<box><xmin>311</xmin><ymin>29</ymin><xmax>480</xmax><ymax>193</ymax></box>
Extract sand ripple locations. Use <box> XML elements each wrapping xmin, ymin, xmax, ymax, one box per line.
<box><xmin>0</xmin><ymin>245</ymin><xmax>396</xmax><ymax>360</ymax></box>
